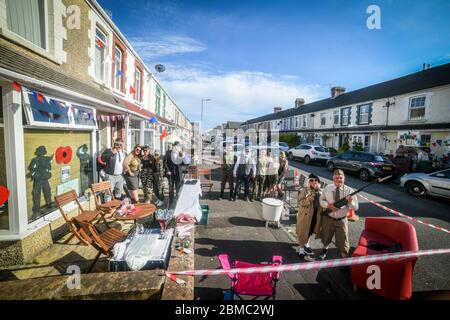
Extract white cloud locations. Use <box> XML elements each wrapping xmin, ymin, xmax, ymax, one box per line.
<box><xmin>129</xmin><ymin>35</ymin><xmax>206</xmax><ymax>60</ymax></box>
<box><xmin>158</xmin><ymin>67</ymin><xmax>328</xmax><ymax>130</ymax></box>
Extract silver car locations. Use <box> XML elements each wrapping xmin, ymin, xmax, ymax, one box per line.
<box><xmin>400</xmin><ymin>169</ymin><xmax>450</xmax><ymax>199</ymax></box>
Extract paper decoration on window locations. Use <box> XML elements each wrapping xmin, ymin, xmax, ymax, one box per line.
<box><xmin>0</xmin><ymin>185</ymin><xmax>10</xmax><ymax>206</ymax></box>
<box><xmin>96</xmin><ymin>38</ymin><xmax>104</xmax><ymax>49</ymax></box>
<box><xmin>55</xmin><ymin>146</ymin><xmax>73</xmax><ymax>164</ymax></box>
<box><xmin>129</xmin><ymin>85</ymin><xmax>136</xmax><ymax>94</ymax></box>
<box><xmin>12</xmin><ymin>81</ymin><xmax>21</xmax><ymax>92</ymax></box>
<box><xmin>436</xmin><ymin>140</ymin><xmax>442</xmax><ymax>146</ymax></box>
<box><xmin>116</xmin><ymin>70</ymin><xmax>122</xmax><ymax>77</ymax></box>
<box><xmin>33</xmin><ymin>91</ymin><xmax>45</xmax><ymax>103</ymax></box>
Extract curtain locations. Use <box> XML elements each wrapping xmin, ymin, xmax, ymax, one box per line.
<box><xmin>6</xmin><ymin>0</ymin><xmax>45</xmax><ymax>49</ymax></box>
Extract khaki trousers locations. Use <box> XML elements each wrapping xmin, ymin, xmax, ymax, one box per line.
<box><xmin>320</xmin><ymin>215</ymin><xmax>350</xmax><ymax>255</ymax></box>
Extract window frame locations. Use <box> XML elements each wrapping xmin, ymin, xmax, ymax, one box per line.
<box><xmin>341</xmin><ymin>107</ymin><xmax>351</xmax><ymax>126</ymax></box>
<box><xmin>333</xmin><ymin>110</ymin><xmax>339</xmax><ymax>125</ymax></box>
<box><xmin>320</xmin><ymin>112</ymin><xmax>326</xmax><ymax>126</ymax></box>
<box><xmin>408</xmin><ymin>95</ymin><xmax>426</xmax><ymax>121</ymax></box>
<box><xmin>358</xmin><ymin>104</ymin><xmax>371</xmax><ymax>125</ymax></box>
<box><xmin>23</xmin><ymin>89</ymin><xmax>97</xmax><ymax>130</ymax></box>
<box><xmin>94</xmin><ymin>27</ymin><xmax>107</xmax><ymax>82</ymax></box>
<box><xmin>134</xmin><ymin>67</ymin><xmax>142</xmax><ymax>102</ymax></box>
<box><xmin>112</xmin><ymin>45</ymin><xmax>123</xmax><ymax>91</ymax></box>
<box><xmin>302</xmin><ymin>115</ymin><xmax>307</xmax><ymax>127</ymax></box>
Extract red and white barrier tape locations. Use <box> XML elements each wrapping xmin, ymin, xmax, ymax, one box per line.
<box><xmin>358</xmin><ymin>194</ymin><xmax>450</xmax><ymax>234</ymax></box>
<box><xmin>165</xmin><ymin>248</ymin><xmax>450</xmax><ymax>282</ymax></box>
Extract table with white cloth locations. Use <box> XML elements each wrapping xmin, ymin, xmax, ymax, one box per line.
<box><xmin>173</xmin><ymin>179</ymin><xmax>203</xmax><ymax>222</ymax></box>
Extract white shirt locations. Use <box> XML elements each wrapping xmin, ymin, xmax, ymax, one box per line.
<box><xmin>114</xmin><ymin>151</ymin><xmax>125</xmax><ymax>175</ymax></box>
<box><xmin>319</xmin><ymin>183</ymin><xmax>358</xmax><ymax>219</ymax></box>
<box><xmin>233</xmin><ymin>154</ymin><xmax>256</xmax><ymax>177</ymax></box>
<box><xmin>171</xmin><ymin>146</ymin><xmax>184</xmax><ymax>165</ymax></box>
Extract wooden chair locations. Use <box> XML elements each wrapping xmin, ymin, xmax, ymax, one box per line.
<box><xmin>73</xmin><ymin>218</ymin><xmax>127</xmax><ymax>273</ymax></box>
<box><xmin>187</xmin><ymin>165</ymin><xmax>199</xmax><ymax>179</ymax></box>
<box><xmin>91</xmin><ymin>181</ymin><xmax>122</xmax><ymax>225</ymax></box>
<box><xmin>197</xmin><ymin>168</ymin><xmax>214</xmax><ymax>195</ymax></box>
<box><xmin>54</xmin><ymin>190</ymin><xmax>103</xmax><ymax>246</ymax></box>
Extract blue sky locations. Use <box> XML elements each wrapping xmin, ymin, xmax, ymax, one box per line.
<box><xmin>99</xmin><ymin>0</ymin><xmax>450</xmax><ymax>129</ymax></box>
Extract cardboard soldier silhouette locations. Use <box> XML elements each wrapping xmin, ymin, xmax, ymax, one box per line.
<box><xmin>77</xmin><ymin>144</ymin><xmax>92</xmax><ymax>196</ymax></box>
<box><xmin>27</xmin><ymin>146</ymin><xmax>53</xmax><ymax>220</ymax></box>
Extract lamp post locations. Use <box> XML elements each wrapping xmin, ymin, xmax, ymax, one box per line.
<box><xmin>201</xmin><ymin>98</ymin><xmax>211</xmax><ymax>124</ymax></box>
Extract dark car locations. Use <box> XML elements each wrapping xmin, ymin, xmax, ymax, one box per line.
<box><xmin>326</xmin><ymin>151</ymin><xmax>397</xmax><ymax>181</ymax></box>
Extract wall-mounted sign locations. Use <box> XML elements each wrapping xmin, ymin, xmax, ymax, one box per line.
<box><xmin>61</xmin><ymin>166</ymin><xmax>71</xmax><ymax>182</ymax></box>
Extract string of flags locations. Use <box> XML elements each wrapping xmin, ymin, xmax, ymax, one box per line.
<box><xmin>11</xmin><ymin>80</ymin><xmax>182</xmax><ymax>135</ymax></box>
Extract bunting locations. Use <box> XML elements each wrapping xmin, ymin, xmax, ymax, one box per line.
<box><xmin>12</xmin><ymin>81</ymin><xmax>21</xmax><ymax>92</ymax></box>
<box><xmin>129</xmin><ymin>85</ymin><xmax>136</xmax><ymax>94</ymax></box>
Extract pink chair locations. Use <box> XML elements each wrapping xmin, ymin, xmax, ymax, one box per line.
<box><xmin>218</xmin><ymin>254</ymin><xmax>282</xmax><ymax>300</ymax></box>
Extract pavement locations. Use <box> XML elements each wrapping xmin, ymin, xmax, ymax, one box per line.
<box><xmin>194</xmin><ymin>163</ymin><xmax>450</xmax><ymax>300</ymax></box>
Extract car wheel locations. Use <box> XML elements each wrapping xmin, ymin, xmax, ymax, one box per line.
<box><xmin>359</xmin><ymin>169</ymin><xmax>370</xmax><ymax>181</ymax></box>
<box><xmin>327</xmin><ymin>162</ymin><xmax>335</xmax><ymax>172</ymax></box>
<box><xmin>288</xmin><ymin>152</ymin><xmax>293</xmax><ymax>160</ymax></box>
<box><xmin>406</xmin><ymin>181</ymin><xmax>426</xmax><ymax>197</ymax></box>
<box><xmin>304</xmin><ymin>155</ymin><xmax>310</xmax><ymax>165</ymax></box>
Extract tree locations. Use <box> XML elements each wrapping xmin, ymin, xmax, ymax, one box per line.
<box><xmin>352</xmin><ymin>140</ymin><xmax>364</xmax><ymax>151</ymax></box>
<box><xmin>280</xmin><ymin>133</ymin><xmax>299</xmax><ymax>148</ymax></box>
<box><xmin>338</xmin><ymin>140</ymin><xmax>350</xmax><ymax>153</ymax></box>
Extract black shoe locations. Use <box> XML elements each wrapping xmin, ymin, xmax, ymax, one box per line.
<box><xmin>299</xmin><ymin>252</ymin><xmax>315</xmax><ymax>262</ymax></box>
<box><xmin>304</xmin><ymin>246</ymin><xmax>314</xmax><ymax>255</ymax></box>
<box><xmin>318</xmin><ymin>249</ymin><xmax>328</xmax><ymax>260</ymax></box>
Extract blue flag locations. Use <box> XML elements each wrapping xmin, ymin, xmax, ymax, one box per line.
<box><xmin>116</xmin><ymin>69</ymin><xmax>122</xmax><ymax>77</ymax></box>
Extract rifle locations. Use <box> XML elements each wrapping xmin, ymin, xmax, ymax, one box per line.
<box><xmin>333</xmin><ymin>175</ymin><xmax>392</xmax><ymax>208</ymax></box>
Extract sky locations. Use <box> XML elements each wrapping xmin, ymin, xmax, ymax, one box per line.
<box><xmin>98</xmin><ymin>0</ymin><xmax>450</xmax><ymax>130</ymax></box>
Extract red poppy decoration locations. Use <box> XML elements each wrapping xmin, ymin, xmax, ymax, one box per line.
<box><xmin>0</xmin><ymin>185</ymin><xmax>9</xmax><ymax>206</ymax></box>
<box><xmin>129</xmin><ymin>85</ymin><xmax>136</xmax><ymax>94</ymax></box>
<box><xmin>55</xmin><ymin>146</ymin><xmax>73</xmax><ymax>164</ymax></box>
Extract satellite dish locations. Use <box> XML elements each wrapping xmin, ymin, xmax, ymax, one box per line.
<box><xmin>155</xmin><ymin>64</ymin><xmax>165</xmax><ymax>73</ymax></box>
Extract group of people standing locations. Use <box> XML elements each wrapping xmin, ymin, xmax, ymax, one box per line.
<box><xmin>99</xmin><ymin>138</ymin><xmax>187</xmax><ymax>207</ymax></box>
<box><xmin>219</xmin><ymin>146</ymin><xmax>289</xmax><ymax>202</ymax></box>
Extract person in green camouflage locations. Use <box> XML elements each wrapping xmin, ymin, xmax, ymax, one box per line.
<box><xmin>220</xmin><ymin>144</ymin><xmax>235</xmax><ymax>200</ymax></box>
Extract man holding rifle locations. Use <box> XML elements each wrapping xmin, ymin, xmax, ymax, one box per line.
<box><xmin>319</xmin><ymin>169</ymin><xmax>359</xmax><ymax>260</ymax></box>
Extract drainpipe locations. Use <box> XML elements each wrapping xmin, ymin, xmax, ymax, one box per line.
<box><xmin>377</xmin><ymin>132</ymin><xmax>380</xmax><ymax>153</ymax></box>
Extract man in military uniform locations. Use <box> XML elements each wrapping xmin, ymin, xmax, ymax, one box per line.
<box><xmin>220</xmin><ymin>144</ymin><xmax>235</xmax><ymax>200</ymax></box>
<box><xmin>251</xmin><ymin>148</ymin><xmax>268</xmax><ymax>201</ymax></box>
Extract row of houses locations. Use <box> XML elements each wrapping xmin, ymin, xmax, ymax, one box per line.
<box><xmin>0</xmin><ymin>0</ymin><xmax>192</xmax><ymax>265</ymax></box>
<box><xmin>241</xmin><ymin>63</ymin><xmax>450</xmax><ymax>157</ymax></box>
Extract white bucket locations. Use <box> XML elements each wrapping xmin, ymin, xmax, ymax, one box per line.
<box><xmin>261</xmin><ymin>198</ymin><xmax>284</xmax><ymax>222</ymax></box>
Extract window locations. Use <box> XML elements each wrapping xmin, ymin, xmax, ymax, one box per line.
<box><xmin>302</xmin><ymin>115</ymin><xmax>307</xmax><ymax>127</ymax></box>
<box><xmin>162</xmin><ymin>93</ymin><xmax>166</xmax><ymax>117</ymax></box>
<box><xmin>431</xmin><ymin>170</ymin><xmax>450</xmax><ymax>179</ymax></box>
<box><xmin>6</xmin><ymin>0</ymin><xmax>46</xmax><ymax>49</ymax></box>
<box><xmin>358</xmin><ymin>104</ymin><xmax>370</xmax><ymax>124</ymax></box>
<box><xmin>295</xmin><ymin>116</ymin><xmax>299</xmax><ymax>128</ymax></box>
<box><xmin>113</xmin><ymin>46</ymin><xmax>123</xmax><ymax>91</ymax></box>
<box><xmin>72</xmin><ymin>105</ymin><xmax>96</xmax><ymax>127</ymax></box>
<box><xmin>300</xmin><ymin>145</ymin><xmax>311</xmax><ymax>150</ymax></box>
<box><xmin>0</xmin><ymin>96</ymin><xmax>9</xmax><ymax>229</ymax></box>
<box><xmin>409</xmin><ymin>96</ymin><xmax>426</xmax><ymax>120</ymax></box>
<box><xmin>314</xmin><ymin>146</ymin><xmax>326</xmax><ymax>152</ymax></box>
<box><xmin>341</xmin><ymin>107</ymin><xmax>351</xmax><ymax>126</ymax></box>
<box><xmin>320</xmin><ymin>112</ymin><xmax>326</xmax><ymax>126</ymax></box>
<box><xmin>156</xmin><ymin>86</ymin><xmax>161</xmax><ymax>115</ymax></box>
<box><xmin>135</xmin><ymin>68</ymin><xmax>142</xmax><ymax>102</ymax></box>
<box><xmin>420</xmin><ymin>134</ymin><xmax>431</xmax><ymax>147</ymax></box>
<box><xmin>95</xmin><ymin>28</ymin><xmax>107</xmax><ymax>82</ymax></box>
<box><xmin>341</xmin><ymin>152</ymin><xmax>353</xmax><ymax>160</ymax></box>
<box><xmin>333</xmin><ymin>110</ymin><xmax>339</xmax><ymax>125</ymax></box>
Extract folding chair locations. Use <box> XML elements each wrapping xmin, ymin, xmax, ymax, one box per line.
<box><xmin>91</xmin><ymin>181</ymin><xmax>122</xmax><ymax>225</ymax></box>
<box><xmin>197</xmin><ymin>168</ymin><xmax>214</xmax><ymax>195</ymax></box>
<box><xmin>54</xmin><ymin>190</ymin><xmax>103</xmax><ymax>245</ymax></box>
<box><xmin>74</xmin><ymin>217</ymin><xmax>128</xmax><ymax>273</ymax></box>
<box><xmin>218</xmin><ymin>254</ymin><xmax>283</xmax><ymax>300</ymax></box>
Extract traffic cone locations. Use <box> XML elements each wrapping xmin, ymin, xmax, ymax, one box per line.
<box><xmin>347</xmin><ymin>208</ymin><xmax>359</xmax><ymax>222</ymax></box>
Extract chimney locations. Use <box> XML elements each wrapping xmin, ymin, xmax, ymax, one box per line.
<box><xmin>295</xmin><ymin>98</ymin><xmax>305</xmax><ymax>108</ymax></box>
<box><xmin>274</xmin><ymin>107</ymin><xmax>283</xmax><ymax>113</ymax></box>
<box><xmin>423</xmin><ymin>63</ymin><xmax>426</xmax><ymax>71</ymax></box>
<box><xmin>330</xmin><ymin>86</ymin><xmax>346</xmax><ymax>98</ymax></box>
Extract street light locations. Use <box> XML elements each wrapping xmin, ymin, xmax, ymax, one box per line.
<box><xmin>201</xmin><ymin>98</ymin><xmax>211</xmax><ymax>124</ymax></box>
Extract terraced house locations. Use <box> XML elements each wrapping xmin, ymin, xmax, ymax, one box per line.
<box><xmin>241</xmin><ymin>63</ymin><xmax>450</xmax><ymax>157</ymax></box>
<box><xmin>0</xmin><ymin>0</ymin><xmax>191</xmax><ymax>266</ymax></box>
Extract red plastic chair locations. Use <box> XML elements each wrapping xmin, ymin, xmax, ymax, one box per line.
<box><xmin>351</xmin><ymin>217</ymin><xmax>419</xmax><ymax>300</ymax></box>
<box><xmin>218</xmin><ymin>254</ymin><xmax>282</xmax><ymax>300</ymax></box>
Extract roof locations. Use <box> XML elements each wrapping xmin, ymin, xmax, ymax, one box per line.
<box><xmin>226</xmin><ymin>121</ymin><xmax>243</xmax><ymax>129</ymax></box>
<box><xmin>243</xmin><ymin>63</ymin><xmax>450</xmax><ymax>125</ymax></box>
<box><xmin>282</xmin><ymin>122</ymin><xmax>450</xmax><ymax>133</ymax></box>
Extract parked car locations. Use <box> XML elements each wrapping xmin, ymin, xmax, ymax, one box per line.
<box><xmin>400</xmin><ymin>169</ymin><xmax>450</xmax><ymax>199</ymax></box>
<box><xmin>326</xmin><ymin>147</ymin><xmax>338</xmax><ymax>157</ymax></box>
<box><xmin>287</xmin><ymin>144</ymin><xmax>330</xmax><ymax>165</ymax></box>
<box><xmin>274</xmin><ymin>142</ymin><xmax>290</xmax><ymax>153</ymax></box>
<box><xmin>326</xmin><ymin>151</ymin><xmax>397</xmax><ymax>181</ymax></box>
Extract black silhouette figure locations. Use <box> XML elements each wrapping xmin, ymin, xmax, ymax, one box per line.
<box><xmin>76</xmin><ymin>144</ymin><xmax>92</xmax><ymax>196</ymax></box>
<box><xmin>27</xmin><ymin>146</ymin><xmax>53</xmax><ymax>220</ymax></box>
